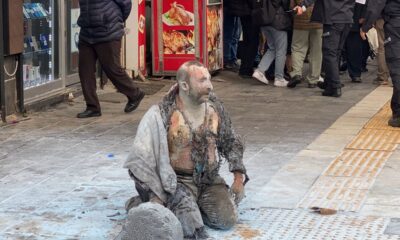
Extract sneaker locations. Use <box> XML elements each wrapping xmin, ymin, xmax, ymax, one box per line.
<box><xmin>388</xmin><ymin>117</ymin><xmax>400</xmax><ymax>128</ymax></box>
<box><xmin>274</xmin><ymin>78</ymin><xmax>289</xmax><ymax>87</ymax></box>
<box><xmin>252</xmin><ymin>69</ymin><xmax>269</xmax><ymax>85</ymax></box>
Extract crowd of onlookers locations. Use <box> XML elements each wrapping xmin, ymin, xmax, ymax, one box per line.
<box><xmin>222</xmin><ymin>0</ymin><xmax>390</xmax><ymax>90</ymax></box>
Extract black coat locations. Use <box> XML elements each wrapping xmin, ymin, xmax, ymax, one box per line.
<box><xmin>302</xmin><ymin>0</ymin><xmax>356</xmax><ymax>24</ymax></box>
<box><xmin>78</xmin><ymin>0</ymin><xmax>132</xmax><ymax>44</ymax></box>
<box><xmin>363</xmin><ymin>0</ymin><xmax>400</xmax><ymax>32</ymax></box>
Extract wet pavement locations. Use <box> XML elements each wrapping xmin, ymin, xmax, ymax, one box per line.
<box><xmin>1</xmin><ymin>61</ymin><xmax>399</xmax><ymax>239</ymax></box>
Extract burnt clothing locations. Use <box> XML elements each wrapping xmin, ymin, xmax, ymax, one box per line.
<box><xmin>124</xmin><ymin>84</ymin><xmax>247</xmax><ymax>202</ymax></box>
<box><xmin>125</xmin><ymin>84</ymin><xmax>246</xmax><ymax>237</ymax></box>
<box><xmin>78</xmin><ymin>0</ymin><xmax>131</xmax><ymax>44</ymax></box>
<box><xmin>78</xmin><ymin>39</ymin><xmax>142</xmax><ymax>112</ymax></box>
<box><xmin>322</xmin><ymin>23</ymin><xmax>351</xmax><ymax>89</ymax></box>
<box><xmin>301</xmin><ymin>0</ymin><xmax>356</xmax><ymax>25</ymax></box>
<box><xmin>168</xmin><ymin>105</ymin><xmax>219</xmax><ymax>176</ymax></box>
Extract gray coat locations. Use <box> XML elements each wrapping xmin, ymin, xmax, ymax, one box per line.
<box><xmin>78</xmin><ymin>0</ymin><xmax>131</xmax><ymax>44</ymax></box>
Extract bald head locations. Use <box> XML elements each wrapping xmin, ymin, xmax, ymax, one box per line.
<box><xmin>176</xmin><ymin>61</ymin><xmax>208</xmax><ymax>84</ymax></box>
<box><xmin>176</xmin><ymin>61</ymin><xmax>213</xmax><ymax>104</ymax></box>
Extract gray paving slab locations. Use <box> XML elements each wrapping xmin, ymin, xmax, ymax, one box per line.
<box><xmin>1</xmin><ymin>63</ymin><xmax>398</xmax><ymax>239</ymax></box>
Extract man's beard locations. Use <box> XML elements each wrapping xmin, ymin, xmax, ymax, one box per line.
<box><xmin>188</xmin><ymin>86</ymin><xmax>209</xmax><ymax>105</ymax></box>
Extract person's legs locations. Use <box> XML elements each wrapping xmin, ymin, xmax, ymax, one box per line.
<box><xmin>94</xmin><ymin>40</ymin><xmax>143</xmax><ymax>101</ymax></box>
<box><xmin>384</xmin><ymin>24</ymin><xmax>400</xmax><ymax>126</ymax></box>
<box><xmin>376</xmin><ymin>19</ymin><xmax>390</xmax><ymax>83</ymax></box>
<box><xmin>232</xmin><ymin>17</ymin><xmax>242</xmax><ymax>65</ymax></box>
<box><xmin>290</xmin><ymin>29</ymin><xmax>309</xmax><ymax>78</ymax></box>
<box><xmin>239</xmin><ymin>16</ymin><xmax>260</xmax><ymax>76</ymax></box>
<box><xmin>168</xmin><ymin>183</ymin><xmax>204</xmax><ymax>238</ymax></box>
<box><xmin>78</xmin><ymin>40</ymin><xmax>101</xmax><ymax>112</ymax></box>
<box><xmin>223</xmin><ymin>13</ymin><xmax>235</xmax><ymax>65</ymax></box>
<box><xmin>345</xmin><ymin>32</ymin><xmax>363</xmax><ymax>81</ymax></box>
<box><xmin>198</xmin><ymin>181</ymin><xmax>237</xmax><ymax>230</ymax></box>
<box><xmin>272</xmin><ymin>29</ymin><xmax>288</xmax><ymax>80</ymax></box>
<box><xmin>307</xmin><ymin>28</ymin><xmax>323</xmax><ymax>84</ymax></box>
<box><xmin>257</xmin><ymin>27</ymin><xmax>276</xmax><ymax>73</ymax></box>
<box><xmin>321</xmin><ymin>23</ymin><xmax>350</xmax><ymax>96</ymax></box>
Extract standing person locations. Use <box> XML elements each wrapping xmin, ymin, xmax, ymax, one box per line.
<box><xmin>295</xmin><ymin>0</ymin><xmax>356</xmax><ymax>97</ymax></box>
<box><xmin>76</xmin><ymin>0</ymin><xmax>145</xmax><ymax>118</ymax></box>
<box><xmin>237</xmin><ymin>0</ymin><xmax>261</xmax><ymax>78</ymax></box>
<box><xmin>374</xmin><ymin>18</ymin><xmax>390</xmax><ymax>85</ymax></box>
<box><xmin>223</xmin><ymin>0</ymin><xmax>242</xmax><ymax>71</ymax></box>
<box><xmin>343</xmin><ymin>2</ymin><xmax>367</xmax><ymax>83</ymax></box>
<box><xmin>252</xmin><ymin>0</ymin><xmax>292</xmax><ymax>87</ymax></box>
<box><xmin>287</xmin><ymin>0</ymin><xmax>322</xmax><ymax>88</ymax></box>
<box><xmin>361</xmin><ymin>0</ymin><xmax>400</xmax><ymax>127</ymax></box>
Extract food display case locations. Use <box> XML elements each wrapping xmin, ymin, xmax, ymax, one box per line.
<box><xmin>151</xmin><ymin>0</ymin><xmax>223</xmax><ymax>76</ymax></box>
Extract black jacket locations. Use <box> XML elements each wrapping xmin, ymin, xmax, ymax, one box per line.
<box><xmin>78</xmin><ymin>0</ymin><xmax>132</xmax><ymax>44</ymax></box>
<box><xmin>301</xmin><ymin>0</ymin><xmax>356</xmax><ymax>25</ymax></box>
<box><xmin>350</xmin><ymin>3</ymin><xmax>367</xmax><ymax>32</ymax></box>
<box><xmin>224</xmin><ymin>0</ymin><xmax>252</xmax><ymax>16</ymax></box>
<box><xmin>363</xmin><ymin>0</ymin><xmax>400</xmax><ymax>32</ymax></box>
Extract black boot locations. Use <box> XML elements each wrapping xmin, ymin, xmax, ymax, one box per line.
<box><xmin>322</xmin><ymin>88</ymin><xmax>342</xmax><ymax>97</ymax></box>
<box><xmin>388</xmin><ymin>117</ymin><xmax>400</xmax><ymax>128</ymax></box>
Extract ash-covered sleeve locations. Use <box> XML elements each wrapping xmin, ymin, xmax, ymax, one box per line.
<box><xmin>212</xmin><ymin>97</ymin><xmax>246</xmax><ymax>175</ymax></box>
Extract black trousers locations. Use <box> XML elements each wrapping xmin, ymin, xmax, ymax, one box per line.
<box><xmin>384</xmin><ymin>23</ymin><xmax>400</xmax><ymax>118</ymax></box>
<box><xmin>78</xmin><ymin>39</ymin><xmax>142</xmax><ymax>112</ymax></box>
<box><xmin>322</xmin><ymin>23</ymin><xmax>351</xmax><ymax>89</ymax></box>
<box><xmin>239</xmin><ymin>16</ymin><xmax>260</xmax><ymax>76</ymax></box>
<box><xmin>345</xmin><ymin>31</ymin><xmax>364</xmax><ymax>78</ymax></box>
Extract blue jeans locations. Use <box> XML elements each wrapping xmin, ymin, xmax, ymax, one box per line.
<box><xmin>223</xmin><ymin>14</ymin><xmax>241</xmax><ymax>64</ymax></box>
<box><xmin>257</xmin><ymin>26</ymin><xmax>287</xmax><ymax>79</ymax></box>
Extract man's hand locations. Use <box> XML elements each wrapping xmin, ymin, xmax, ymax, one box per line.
<box><xmin>360</xmin><ymin>29</ymin><xmax>367</xmax><ymax>41</ymax></box>
<box><xmin>231</xmin><ymin>172</ymin><xmax>245</xmax><ymax>205</ymax></box>
<box><xmin>293</xmin><ymin>6</ymin><xmax>304</xmax><ymax>15</ymax></box>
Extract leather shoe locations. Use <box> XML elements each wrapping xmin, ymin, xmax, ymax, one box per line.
<box><xmin>322</xmin><ymin>88</ymin><xmax>342</xmax><ymax>97</ymax></box>
<box><xmin>125</xmin><ymin>91</ymin><xmax>145</xmax><ymax>113</ymax></box>
<box><xmin>77</xmin><ymin>109</ymin><xmax>101</xmax><ymax>118</ymax></box>
<box><xmin>317</xmin><ymin>81</ymin><xmax>326</xmax><ymax>89</ymax></box>
<box><xmin>308</xmin><ymin>83</ymin><xmax>317</xmax><ymax>88</ymax></box>
<box><xmin>287</xmin><ymin>75</ymin><xmax>302</xmax><ymax>88</ymax></box>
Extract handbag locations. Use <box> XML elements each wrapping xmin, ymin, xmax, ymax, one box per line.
<box><xmin>251</xmin><ymin>0</ymin><xmax>276</xmax><ymax>26</ymax></box>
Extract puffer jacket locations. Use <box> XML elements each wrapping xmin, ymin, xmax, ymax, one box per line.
<box><xmin>78</xmin><ymin>0</ymin><xmax>132</xmax><ymax>44</ymax></box>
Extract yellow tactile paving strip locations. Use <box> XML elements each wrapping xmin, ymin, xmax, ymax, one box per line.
<box><xmin>299</xmin><ymin>103</ymin><xmax>400</xmax><ymax>212</ymax></box>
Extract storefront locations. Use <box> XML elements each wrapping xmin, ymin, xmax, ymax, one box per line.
<box><xmin>151</xmin><ymin>0</ymin><xmax>223</xmax><ymax>76</ymax></box>
<box><xmin>22</xmin><ymin>0</ymin><xmax>80</xmax><ymax>105</ymax></box>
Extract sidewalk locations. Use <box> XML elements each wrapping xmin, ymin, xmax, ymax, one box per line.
<box><xmin>1</xmin><ymin>63</ymin><xmax>399</xmax><ymax>239</ymax></box>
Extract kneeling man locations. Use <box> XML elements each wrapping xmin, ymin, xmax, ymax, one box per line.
<box><xmin>124</xmin><ymin>61</ymin><xmax>248</xmax><ymax>239</ymax></box>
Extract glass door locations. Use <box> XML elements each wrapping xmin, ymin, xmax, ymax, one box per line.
<box><xmin>65</xmin><ymin>0</ymin><xmax>80</xmax><ymax>86</ymax></box>
<box><xmin>22</xmin><ymin>0</ymin><xmax>62</xmax><ymax>101</ymax></box>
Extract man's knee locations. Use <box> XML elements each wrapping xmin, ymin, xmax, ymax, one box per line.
<box><xmin>199</xmin><ymin>184</ymin><xmax>238</xmax><ymax>230</ymax></box>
